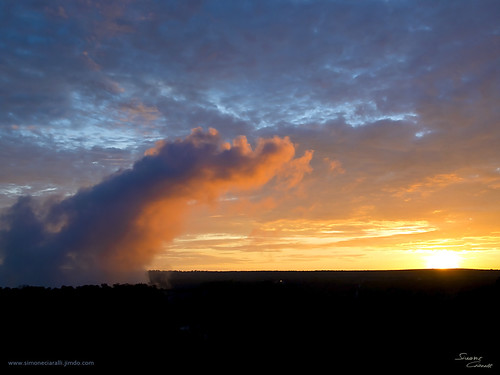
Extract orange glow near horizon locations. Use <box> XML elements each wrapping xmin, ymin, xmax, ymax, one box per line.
<box><xmin>144</xmin><ymin>159</ymin><xmax>500</xmax><ymax>273</ymax></box>
<box><xmin>148</xmin><ymin>209</ymin><xmax>500</xmax><ymax>271</ymax></box>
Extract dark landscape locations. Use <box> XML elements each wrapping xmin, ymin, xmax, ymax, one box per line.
<box><xmin>2</xmin><ymin>269</ymin><xmax>499</xmax><ymax>372</ymax></box>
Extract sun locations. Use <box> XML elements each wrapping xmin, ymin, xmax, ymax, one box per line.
<box><xmin>425</xmin><ymin>250</ymin><xmax>461</xmax><ymax>269</ymax></box>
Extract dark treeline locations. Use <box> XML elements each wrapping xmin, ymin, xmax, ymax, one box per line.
<box><xmin>3</xmin><ymin>270</ymin><xmax>500</xmax><ymax>372</ymax></box>
<box><xmin>149</xmin><ymin>268</ymin><xmax>500</xmax><ymax>290</ymax></box>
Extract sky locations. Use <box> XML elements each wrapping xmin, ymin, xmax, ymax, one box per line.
<box><xmin>1</xmin><ymin>0</ymin><xmax>500</xmax><ymax>285</ymax></box>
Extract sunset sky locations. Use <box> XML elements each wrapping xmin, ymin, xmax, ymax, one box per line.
<box><xmin>1</xmin><ymin>0</ymin><xmax>500</xmax><ymax>284</ymax></box>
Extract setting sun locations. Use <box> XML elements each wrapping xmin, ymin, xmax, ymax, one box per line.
<box><xmin>425</xmin><ymin>250</ymin><xmax>461</xmax><ymax>269</ymax></box>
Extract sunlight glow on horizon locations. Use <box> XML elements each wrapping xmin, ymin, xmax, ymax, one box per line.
<box><xmin>424</xmin><ymin>250</ymin><xmax>462</xmax><ymax>269</ymax></box>
<box><xmin>148</xmin><ymin>211</ymin><xmax>500</xmax><ymax>271</ymax></box>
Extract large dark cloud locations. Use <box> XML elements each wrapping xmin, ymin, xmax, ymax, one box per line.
<box><xmin>0</xmin><ymin>128</ymin><xmax>311</xmax><ymax>286</ymax></box>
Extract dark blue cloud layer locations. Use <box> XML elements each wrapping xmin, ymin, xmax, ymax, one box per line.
<box><xmin>2</xmin><ymin>1</ymin><xmax>498</xmax><ymax>141</ymax></box>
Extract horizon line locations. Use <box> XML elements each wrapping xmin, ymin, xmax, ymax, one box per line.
<box><xmin>148</xmin><ymin>268</ymin><xmax>500</xmax><ymax>272</ymax></box>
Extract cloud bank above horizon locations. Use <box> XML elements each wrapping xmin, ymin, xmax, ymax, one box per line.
<box><xmin>0</xmin><ymin>128</ymin><xmax>311</xmax><ymax>286</ymax></box>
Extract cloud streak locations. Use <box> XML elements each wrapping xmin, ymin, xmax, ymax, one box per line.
<box><xmin>0</xmin><ymin>128</ymin><xmax>312</xmax><ymax>286</ymax></box>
